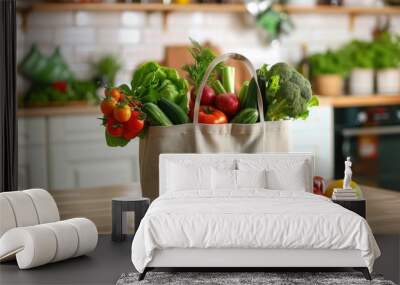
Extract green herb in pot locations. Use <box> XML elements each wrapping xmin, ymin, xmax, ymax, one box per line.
<box><xmin>372</xmin><ymin>32</ymin><xmax>400</xmax><ymax>70</ymax></box>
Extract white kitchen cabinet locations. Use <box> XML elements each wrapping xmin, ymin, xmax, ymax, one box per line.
<box><xmin>17</xmin><ymin>117</ymin><xmax>49</xmax><ymax>190</ymax></box>
<box><xmin>48</xmin><ymin>115</ymin><xmax>139</xmax><ymax>190</ymax></box>
<box><xmin>289</xmin><ymin>106</ymin><xmax>334</xmax><ymax>179</ymax></box>
<box><xmin>18</xmin><ymin>112</ymin><xmax>140</xmax><ymax>191</ymax></box>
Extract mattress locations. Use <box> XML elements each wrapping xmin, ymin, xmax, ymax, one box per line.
<box><xmin>131</xmin><ymin>190</ymin><xmax>380</xmax><ymax>273</ymax></box>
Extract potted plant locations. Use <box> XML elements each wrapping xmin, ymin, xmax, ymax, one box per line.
<box><xmin>373</xmin><ymin>33</ymin><xmax>400</xmax><ymax>95</ymax></box>
<box><xmin>308</xmin><ymin>50</ymin><xmax>347</xmax><ymax>97</ymax></box>
<box><xmin>340</xmin><ymin>40</ymin><xmax>374</xmax><ymax>96</ymax></box>
<box><xmin>340</xmin><ymin>40</ymin><xmax>375</xmax><ymax>96</ymax></box>
<box><xmin>92</xmin><ymin>55</ymin><xmax>121</xmax><ymax>87</ymax></box>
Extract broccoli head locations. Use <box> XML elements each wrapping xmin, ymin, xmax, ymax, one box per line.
<box><xmin>264</xmin><ymin>62</ymin><xmax>317</xmax><ymax>121</ymax></box>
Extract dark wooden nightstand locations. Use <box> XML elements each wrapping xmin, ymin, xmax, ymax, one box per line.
<box><xmin>332</xmin><ymin>199</ymin><xmax>366</xmax><ymax>218</ymax></box>
<box><xmin>112</xmin><ymin>197</ymin><xmax>150</xmax><ymax>242</ymax></box>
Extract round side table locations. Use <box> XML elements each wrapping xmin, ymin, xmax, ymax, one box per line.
<box><xmin>112</xmin><ymin>197</ymin><xmax>150</xmax><ymax>242</ymax></box>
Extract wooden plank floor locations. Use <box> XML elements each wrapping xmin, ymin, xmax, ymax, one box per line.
<box><xmin>51</xmin><ymin>184</ymin><xmax>400</xmax><ymax>235</ymax></box>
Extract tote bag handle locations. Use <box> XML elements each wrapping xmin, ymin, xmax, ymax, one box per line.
<box><xmin>193</xmin><ymin>53</ymin><xmax>265</xmax><ymax>125</ymax></box>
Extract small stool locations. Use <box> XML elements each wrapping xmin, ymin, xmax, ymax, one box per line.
<box><xmin>112</xmin><ymin>197</ymin><xmax>150</xmax><ymax>242</ymax></box>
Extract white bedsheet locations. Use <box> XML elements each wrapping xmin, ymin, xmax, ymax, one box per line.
<box><xmin>131</xmin><ymin>190</ymin><xmax>380</xmax><ymax>273</ymax></box>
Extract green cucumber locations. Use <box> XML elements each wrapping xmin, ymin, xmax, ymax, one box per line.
<box><xmin>238</xmin><ymin>80</ymin><xmax>249</xmax><ymax>107</ymax></box>
<box><xmin>243</xmin><ymin>77</ymin><xmax>258</xmax><ymax>109</ymax></box>
<box><xmin>231</xmin><ymin>108</ymin><xmax>259</xmax><ymax>124</ymax></box>
<box><xmin>158</xmin><ymin>97</ymin><xmax>189</xmax><ymax>125</ymax></box>
<box><xmin>143</xmin><ymin>103</ymin><xmax>172</xmax><ymax>126</ymax></box>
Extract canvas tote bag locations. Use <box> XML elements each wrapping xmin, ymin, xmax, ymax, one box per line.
<box><xmin>139</xmin><ymin>53</ymin><xmax>289</xmax><ymax>200</ymax></box>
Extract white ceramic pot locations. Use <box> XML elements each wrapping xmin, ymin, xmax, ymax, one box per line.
<box><xmin>349</xmin><ymin>68</ymin><xmax>375</xmax><ymax>96</ymax></box>
<box><xmin>342</xmin><ymin>0</ymin><xmax>378</xmax><ymax>7</ymax></box>
<box><xmin>286</xmin><ymin>0</ymin><xmax>317</xmax><ymax>6</ymax></box>
<box><xmin>376</xmin><ymin>68</ymin><xmax>400</xmax><ymax>95</ymax></box>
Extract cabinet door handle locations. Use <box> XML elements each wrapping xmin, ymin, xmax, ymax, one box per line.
<box><xmin>342</xmin><ymin>126</ymin><xmax>400</xmax><ymax>137</ymax></box>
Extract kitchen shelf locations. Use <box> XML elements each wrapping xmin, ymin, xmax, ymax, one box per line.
<box><xmin>30</xmin><ymin>3</ymin><xmax>244</xmax><ymax>12</ymax></box>
<box><xmin>318</xmin><ymin>95</ymin><xmax>400</xmax><ymax>108</ymax></box>
<box><xmin>28</xmin><ymin>3</ymin><xmax>400</xmax><ymax>15</ymax></box>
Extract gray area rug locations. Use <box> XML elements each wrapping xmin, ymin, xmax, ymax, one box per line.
<box><xmin>116</xmin><ymin>272</ymin><xmax>396</xmax><ymax>285</ymax></box>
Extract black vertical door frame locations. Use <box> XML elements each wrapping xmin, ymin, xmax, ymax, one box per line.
<box><xmin>0</xmin><ymin>0</ymin><xmax>17</xmax><ymax>192</ymax></box>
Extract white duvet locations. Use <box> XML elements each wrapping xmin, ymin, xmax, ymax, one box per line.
<box><xmin>131</xmin><ymin>190</ymin><xmax>380</xmax><ymax>273</ymax></box>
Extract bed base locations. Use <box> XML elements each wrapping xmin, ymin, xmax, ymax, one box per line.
<box><xmin>138</xmin><ymin>248</ymin><xmax>372</xmax><ymax>281</ymax></box>
<box><xmin>138</xmin><ymin>267</ymin><xmax>371</xmax><ymax>281</ymax></box>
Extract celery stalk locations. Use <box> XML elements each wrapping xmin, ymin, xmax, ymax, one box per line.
<box><xmin>222</xmin><ymin>66</ymin><xmax>235</xmax><ymax>93</ymax></box>
<box><xmin>211</xmin><ymin>80</ymin><xmax>226</xmax><ymax>95</ymax></box>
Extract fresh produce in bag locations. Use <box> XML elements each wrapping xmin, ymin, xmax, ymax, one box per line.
<box><xmin>100</xmin><ymin>39</ymin><xmax>319</xmax><ymax>148</ymax></box>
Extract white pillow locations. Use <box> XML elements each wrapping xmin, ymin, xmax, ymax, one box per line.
<box><xmin>237</xmin><ymin>159</ymin><xmax>310</xmax><ymax>192</ymax></box>
<box><xmin>212</xmin><ymin>168</ymin><xmax>236</xmax><ymax>191</ymax></box>
<box><xmin>167</xmin><ymin>163</ymin><xmax>212</xmax><ymax>191</ymax></box>
<box><xmin>266</xmin><ymin>166</ymin><xmax>307</xmax><ymax>192</ymax></box>
<box><xmin>236</xmin><ymin>169</ymin><xmax>267</xmax><ymax>189</ymax></box>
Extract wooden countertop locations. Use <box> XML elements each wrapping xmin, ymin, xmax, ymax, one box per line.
<box><xmin>318</xmin><ymin>94</ymin><xmax>400</xmax><ymax>107</ymax></box>
<box><xmin>17</xmin><ymin>105</ymin><xmax>100</xmax><ymax>117</ymax></box>
<box><xmin>17</xmin><ymin>95</ymin><xmax>400</xmax><ymax>117</ymax></box>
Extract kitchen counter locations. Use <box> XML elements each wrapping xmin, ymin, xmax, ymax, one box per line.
<box><xmin>17</xmin><ymin>105</ymin><xmax>99</xmax><ymax>117</ymax></box>
<box><xmin>318</xmin><ymin>94</ymin><xmax>400</xmax><ymax>108</ymax></box>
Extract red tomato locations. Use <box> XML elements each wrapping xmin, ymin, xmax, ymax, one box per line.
<box><xmin>110</xmin><ymin>88</ymin><xmax>122</xmax><ymax>101</ymax></box>
<box><xmin>123</xmin><ymin>111</ymin><xmax>144</xmax><ymax>140</ymax></box>
<box><xmin>106</xmin><ymin>117</ymin><xmax>123</xmax><ymax>137</ymax></box>
<box><xmin>113</xmin><ymin>104</ymin><xmax>131</xmax><ymax>123</ymax></box>
<box><xmin>100</xmin><ymin>97</ymin><xmax>117</xmax><ymax>116</ymax></box>
<box><xmin>198</xmin><ymin>106</ymin><xmax>227</xmax><ymax>124</ymax></box>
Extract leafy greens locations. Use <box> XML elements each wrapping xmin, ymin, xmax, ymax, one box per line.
<box><xmin>131</xmin><ymin>61</ymin><xmax>189</xmax><ymax>112</ymax></box>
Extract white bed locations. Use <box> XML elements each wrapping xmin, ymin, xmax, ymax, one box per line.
<box><xmin>131</xmin><ymin>153</ymin><xmax>380</xmax><ymax>280</ymax></box>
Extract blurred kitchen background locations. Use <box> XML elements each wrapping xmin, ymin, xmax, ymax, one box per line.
<box><xmin>15</xmin><ymin>2</ymin><xmax>400</xmax><ymax>280</ymax></box>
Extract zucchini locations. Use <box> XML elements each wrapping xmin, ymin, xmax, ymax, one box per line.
<box><xmin>238</xmin><ymin>80</ymin><xmax>249</xmax><ymax>107</ymax></box>
<box><xmin>157</xmin><ymin>97</ymin><xmax>189</xmax><ymax>125</ymax></box>
<box><xmin>143</xmin><ymin>103</ymin><xmax>172</xmax><ymax>126</ymax></box>
<box><xmin>231</xmin><ymin>108</ymin><xmax>259</xmax><ymax>124</ymax></box>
